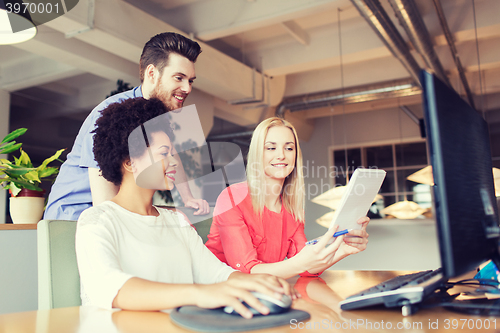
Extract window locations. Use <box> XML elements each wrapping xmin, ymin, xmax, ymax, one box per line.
<box><xmin>332</xmin><ymin>141</ymin><xmax>431</xmax><ymax>218</ymax></box>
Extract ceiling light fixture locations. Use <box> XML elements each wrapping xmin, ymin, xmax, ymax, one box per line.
<box><xmin>408</xmin><ymin>166</ymin><xmax>500</xmax><ymax>197</ymax></box>
<box><xmin>0</xmin><ymin>4</ymin><xmax>37</xmax><ymax>45</ymax></box>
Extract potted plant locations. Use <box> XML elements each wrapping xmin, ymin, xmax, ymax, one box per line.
<box><xmin>0</xmin><ymin>128</ymin><xmax>64</xmax><ymax>224</ymax></box>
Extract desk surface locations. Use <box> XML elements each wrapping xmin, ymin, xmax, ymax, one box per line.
<box><xmin>0</xmin><ymin>270</ymin><xmax>498</xmax><ymax>333</ymax></box>
<box><xmin>0</xmin><ymin>224</ymin><xmax>37</xmax><ymax>230</ymax></box>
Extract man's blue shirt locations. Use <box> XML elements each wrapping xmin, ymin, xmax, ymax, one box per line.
<box><xmin>44</xmin><ymin>87</ymin><xmax>143</xmax><ymax>221</ymax></box>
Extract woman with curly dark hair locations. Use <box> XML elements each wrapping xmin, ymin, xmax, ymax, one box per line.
<box><xmin>75</xmin><ymin>97</ymin><xmax>295</xmax><ymax>316</ymax></box>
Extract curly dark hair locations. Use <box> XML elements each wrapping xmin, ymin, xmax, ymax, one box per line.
<box><xmin>92</xmin><ymin>97</ymin><xmax>173</xmax><ymax>186</ymax></box>
<box><xmin>139</xmin><ymin>32</ymin><xmax>202</xmax><ymax>82</ymax></box>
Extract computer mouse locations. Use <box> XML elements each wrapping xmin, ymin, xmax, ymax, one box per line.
<box><xmin>223</xmin><ymin>291</ymin><xmax>292</xmax><ymax>316</ymax></box>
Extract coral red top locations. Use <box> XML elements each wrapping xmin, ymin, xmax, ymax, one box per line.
<box><xmin>205</xmin><ymin>182</ymin><xmax>320</xmax><ymax>277</ymax></box>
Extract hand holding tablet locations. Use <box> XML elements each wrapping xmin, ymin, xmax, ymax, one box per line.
<box><xmin>307</xmin><ymin>168</ymin><xmax>386</xmax><ymax>245</ymax></box>
<box><xmin>329</xmin><ymin>168</ymin><xmax>386</xmax><ymax>231</ymax></box>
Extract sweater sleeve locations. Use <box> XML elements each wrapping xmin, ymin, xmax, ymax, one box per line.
<box><xmin>176</xmin><ymin>212</ymin><xmax>236</xmax><ymax>284</ymax></box>
<box><xmin>75</xmin><ymin>209</ymin><xmax>134</xmax><ymax>309</ymax></box>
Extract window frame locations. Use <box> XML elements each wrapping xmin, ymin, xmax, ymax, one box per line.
<box><xmin>329</xmin><ymin>139</ymin><xmax>430</xmax><ymax>216</ymax></box>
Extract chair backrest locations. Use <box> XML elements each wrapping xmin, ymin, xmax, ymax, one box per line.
<box><xmin>194</xmin><ymin>218</ymin><xmax>213</xmax><ymax>243</ymax></box>
<box><xmin>37</xmin><ymin>220</ymin><xmax>81</xmax><ymax>310</ymax></box>
<box><xmin>176</xmin><ymin>208</ymin><xmax>214</xmax><ymax>243</ymax></box>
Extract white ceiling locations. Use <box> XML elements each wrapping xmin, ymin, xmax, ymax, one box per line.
<box><xmin>1</xmin><ymin>0</ymin><xmax>500</xmax><ymax>157</ymax></box>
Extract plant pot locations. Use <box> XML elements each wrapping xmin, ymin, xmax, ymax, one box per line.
<box><xmin>9</xmin><ymin>189</ymin><xmax>46</xmax><ymax>224</ymax></box>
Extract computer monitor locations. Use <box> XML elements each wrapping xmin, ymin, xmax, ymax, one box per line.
<box><xmin>421</xmin><ymin>70</ymin><xmax>500</xmax><ymax>279</ymax></box>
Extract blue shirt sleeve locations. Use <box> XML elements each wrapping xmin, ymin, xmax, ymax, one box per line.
<box><xmin>44</xmin><ymin>87</ymin><xmax>143</xmax><ymax>221</ymax></box>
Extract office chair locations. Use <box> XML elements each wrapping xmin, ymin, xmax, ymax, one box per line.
<box><xmin>37</xmin><ymin>220</ymin><xmax>81</xmax><ymax>310</ymax></box>
<box><xmin>193</xmin><ymin>218</ymin><xmax>213</xmax><ymax>243</ymax></box>
<box><xmin>175</xmin><ymin>208</ymin><xmax>214</xmax><ymax>243</ymax></box>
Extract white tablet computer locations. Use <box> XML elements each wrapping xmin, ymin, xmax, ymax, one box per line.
<box><xmin>329</xmin><ymin>168</ymin><xmax>386</xmax><ymax>231</ymax></box>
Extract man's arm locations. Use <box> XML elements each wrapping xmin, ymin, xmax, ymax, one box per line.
<box><xmin>88</xmin><ymin>167</ymin><xmax>119</xmax><ymax>205</ymax></box>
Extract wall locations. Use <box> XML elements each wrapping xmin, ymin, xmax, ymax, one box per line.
<box><xmin>300</xmin><ymin>107</ymin><xmax>423</xmax><ymax>239</ymax></box>
<box><xmin>331</xmin><ymin>219</ymin><xmax>440</xmax><ymax>271</ymax></box>
<box><xmin>299</xmin><ymin>107</ymin><xmax>436</xmax><ymax>271</ymax></box>
<box><xmin>0</xmin><ymin>230</ymin><xmax>38</xmax><ymax>314</ymax></box>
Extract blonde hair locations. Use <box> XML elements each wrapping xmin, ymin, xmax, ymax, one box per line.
<box><xmin>246</xmin><ymin>117</ymin><xmax>305</xmax><ymax>222</ymax></box>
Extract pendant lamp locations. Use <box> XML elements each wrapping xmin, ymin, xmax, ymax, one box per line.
<box><xmin>0</xmin><ymin>3</ymin><xmax>37</xmax><ymax>45</ymax></box>
<box><xmin>407</xmin><ymin>166</ymin><xmax>500</xmax><ymax>197</ymax></box>
<box><xmin>381</xmin><ymin>199</ymin><xmax>428</xmax><ymax>219</ymax></box>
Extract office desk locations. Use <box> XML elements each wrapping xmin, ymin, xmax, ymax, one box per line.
<box><xmin>0</xmin><ymin>270</ymin><xmax>497</xmax><ymax>333</ymax></box>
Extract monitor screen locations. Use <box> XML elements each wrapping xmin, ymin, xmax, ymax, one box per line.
<box><xmin>421</xmin><ymin>70</ymin><xmax>500</xmax><ymax>279</ymax></box>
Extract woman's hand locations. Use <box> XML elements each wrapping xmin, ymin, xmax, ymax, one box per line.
<box><xmin>292</xmin><ymin>225</ymin><xmax>346</xmax><ymax>274</ymax></box>
<box><xmin>193</xmin><ymin>281</ymin><xmax>267</xmax><ymax>319</ymax></box>
<box><xmin>332</xmin><ymin>216</ymin><xmax>370</xmax><ymax>261</ymax></box>
<box><xmin>228</xmin><ymin>272</ymin><xmax>299</xmax><ymax>298</ymax></box>
<box><xmin>295</xmin><ymin>217</ymin><xmax>370</xmax><ymax>274</ymax></box>
<box><xmin>194</xmin><ymin>272</ymin><xmax>298</xmax><ymax>318</ymax></box>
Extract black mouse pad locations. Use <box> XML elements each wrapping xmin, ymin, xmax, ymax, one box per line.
<box><xmin>170</xmin><ymin>306</ymin><xmax>310</xmax><ymax>332</ymax></box>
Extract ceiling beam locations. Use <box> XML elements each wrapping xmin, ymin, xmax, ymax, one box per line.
<box><xmin>246</xmin><ymin>16</ymin><xmax>392</xmax><ymax>77</ymax></box>
<box><xmin>13</xmin><ymin>25</ymin><xmax>140</xmax><ymax>86</ymax></box>
<box><xmin>432</xmin><ymin>0</ymin><xmax>500</xmax><ymax>46</ymax></box>
<box><xmin>43</xmin><ymin>0</ymin><xmax>284</xmax><ymax>103</ymax></box>
<box><xmin>153</xmin><ymin>0</ymin><xmax>349</xmax><ymax>41</ymax></box>
<box><xmin>281</xmin><ymin>21</ymin><xmax>310</xmax><ymax>45</ymax></box>
<box><xmin>284</xmin><ymin>56</ymin><xmax>410</xmax><ymax>97</ymax></box>
<box><xmin>434</xmin><ymin>23</ymin><xmax>500</xmax><ymax>46</ymax></box>
<box><xmin>10</xmin><ymin>80</ymin><xmax>117</xmax><ymax>121</ymax></box>
<box><xmin>0</xmin><ymin>56</ymin><xmax>83</xmax><ymax>92</ymax></box>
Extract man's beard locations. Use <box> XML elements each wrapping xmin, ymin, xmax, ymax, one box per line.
<box><xmin>150</xmin><ymin>81</ymin><xmax>181</xmax><ymax>111</ymax></box>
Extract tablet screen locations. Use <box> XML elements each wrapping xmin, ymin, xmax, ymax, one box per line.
<box><xmin>329</xmin><ymin>168</ymin><xmax>386</xmax><ymax>231</ymax></box>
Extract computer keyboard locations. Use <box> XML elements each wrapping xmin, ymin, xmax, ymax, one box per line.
<box><xmin>339</xmin><ymin>268</ymin><xmax>445</xmax><ymax>311</ymax></box>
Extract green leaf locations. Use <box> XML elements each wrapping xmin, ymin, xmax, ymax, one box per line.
<box><xmin>0</xmin><ymin>142</ymin><xmax>22</xmax><ymax>155</ymax></box>
<box><xmin>3</xmin><ymin>168</ymin><xmax>32</xmax><ymax>177</ymax></box>
<box><xmin>24</xmin><ymin>170</ymin><xmax>41</xmax><ymax>183</ymax></box>
<box><xmin>3</xmin><ymin>164</ymin><xmax>31</xmax><ymax>170</ymax></box>
<box><xmin>12</xmin><ymin>154</ymin><xmax>31</xmax><ymax>167</ymax></box>
<box><xmin>0</xmin><ymin>159</ymin><xmax>14</xmax><ymax>168</ymax></box>
<box><xmin>18</xmin><ymin>149</ymin><xmax>32</xmax><ymax>166</ymax></box>
<box><xmin>38</xmin><ymin>167</ymin><xmax>58</xmax><ymax>178</ymax></box>
<box><xmin>0</xmin><ymin>178</ymin><xmax>40</xmax><ymax>192</ymax></box>
<box><xmin>1</xmin><ymin>128</ymin><xmax>27</xmax><ymax>144</ymax></box>
<box><xmin>38</xmin><ymin>148</ymin><xmax>65</xmax><ymax>170</ymax></box>
<box><xmin>0</xmin><ymin>131</ymin><xmax>64</xmax><ymax>192</ymax></box>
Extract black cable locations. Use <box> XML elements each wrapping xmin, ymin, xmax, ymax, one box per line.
<box><xmin>449</xmin><ymin>278</ymin><xmax>500</xmax><ymax>288</ymax></box>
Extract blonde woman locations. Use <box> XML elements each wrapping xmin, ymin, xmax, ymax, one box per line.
<box><xmin>206</xmin><ymin>117</ymin><xmax>370</xmax><ymax>279</ymax></box>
